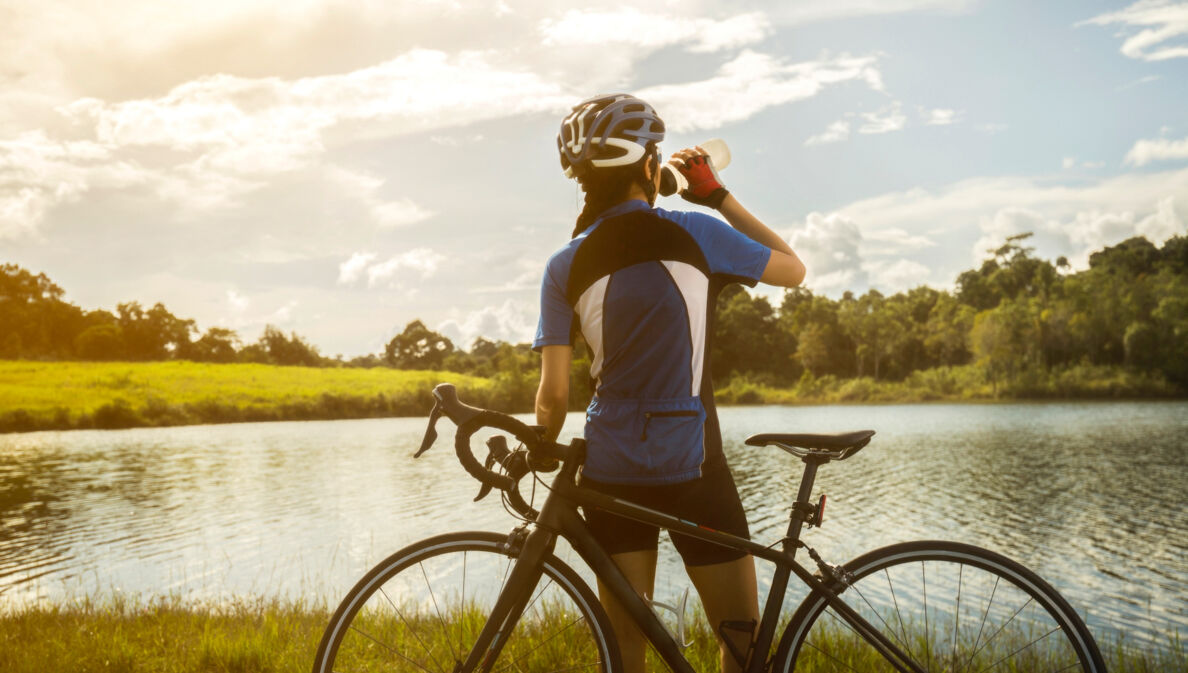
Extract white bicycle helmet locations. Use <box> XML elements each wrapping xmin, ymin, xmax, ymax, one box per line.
<box><xmin>558</xmin><ymin>94</ymin><xmax>666</xmax><ymax>179</ymax></box>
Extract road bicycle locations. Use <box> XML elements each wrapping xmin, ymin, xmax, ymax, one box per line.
<box><xmin>312</xmin><ymin>383</ymin><xmax>1106</xmax><ymax>672</ymax></box>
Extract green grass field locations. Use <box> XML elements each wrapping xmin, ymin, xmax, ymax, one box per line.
<box><xmin>1</xmin><ymin>360</ymin><xmax>1180</xmax><ymax>434</ymax></box>
<box><xmin>0</xmin><ymin>360</ymin><xmax>495</xmax><ymax>433</ymax></box>
<box><xmin>0</xmin><ymin>598</ymin><xmax>1179</xmax><ymax>673</ymax></box>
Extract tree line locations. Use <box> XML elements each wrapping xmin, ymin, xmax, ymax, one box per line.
<box><xmin>3</xmin><ymin>232</ymin><xmax>1186</xmax><ymax>401</ymax></box>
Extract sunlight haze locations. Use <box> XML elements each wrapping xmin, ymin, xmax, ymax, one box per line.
<box><xmin>2</xmin><ymin>0</ymin><xmax>1186</xmax><ymax>356</ymax></box>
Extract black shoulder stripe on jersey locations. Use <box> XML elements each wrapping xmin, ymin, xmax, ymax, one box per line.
<box><xmin>565</xmin><ymin>211</ymin><xmax>711</xmax><ymax>306</ymax></box>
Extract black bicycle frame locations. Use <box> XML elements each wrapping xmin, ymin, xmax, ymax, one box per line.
<box><xmin>463</xmin><ymin>454</ymin><xmax>927</xmax><ymax>673</ymax></box>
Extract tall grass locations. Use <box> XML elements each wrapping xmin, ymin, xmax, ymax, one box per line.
<box><xmin>0</xmin><ymin>598</ymin><xmax>1180</xmax><ymax>673</ymax></box>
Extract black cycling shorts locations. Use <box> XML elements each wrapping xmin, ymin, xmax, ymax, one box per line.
<box><xmin>580</xmin><ymin>462</ymin><xmax>750</xmax><ymax>566</ymax></box>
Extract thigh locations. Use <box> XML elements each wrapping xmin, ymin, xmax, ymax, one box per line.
<box><xmin>667</xmin><ymin>464</ymin><xmax>751</xmax><ymax>566</ymax></box>
<box><xmin>581</xmin><ymin>479</ymin><xmax>663</xmax><ymax>556</ymax></box>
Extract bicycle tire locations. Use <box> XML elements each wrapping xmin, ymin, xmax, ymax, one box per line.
<box><xmin>312</xmin><ymin>531</ymin><xmax>622</xmax><ymax>673</ymax></box>
<box><xmin>772</xmin><ymin>540</ymin><xmax>1106</xmax><ymax>673</ymax></box>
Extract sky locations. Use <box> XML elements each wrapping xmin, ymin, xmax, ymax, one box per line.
<box><xmin>1</xmin><ymin>0</ymin><xmax>1186</xmax><ymax>357</ymax></box>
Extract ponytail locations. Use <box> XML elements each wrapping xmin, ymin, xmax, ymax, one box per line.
<box><xmin>571</xmin><ymin>149</ymin><xmax>656</xmax><ymax>238</ymax></box>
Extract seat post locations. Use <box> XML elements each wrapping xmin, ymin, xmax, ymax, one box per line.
<box><xmin>782</xmin><ymin>456</ymin><xmax>826</xmax><ymax>556</ymax></box>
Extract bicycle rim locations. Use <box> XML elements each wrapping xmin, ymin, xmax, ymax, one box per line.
<box><xmin>773</xmin><ymin>540</ymin><xmax>1106</xmax><ymax>673</ymax></box>
<box><xmin>312</xmin><ymin>531</ymin><xmax>619</xmax><ymax>673</ymax></box>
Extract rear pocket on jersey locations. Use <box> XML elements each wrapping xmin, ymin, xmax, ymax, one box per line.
<box><xmin>584</xmin><ymin>397</ymin><xmax>706</xmax><ymax>484</ymax></box>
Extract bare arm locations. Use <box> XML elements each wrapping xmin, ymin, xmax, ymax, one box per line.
<box><xmin>718</xmin><ymin>194</ymin><xmax>806</xmax><ymax>287</ymax></box>
<box><xmin>535</xmin><ymin>345</ymin><xmax>572</xmax><ymax>441</ymax></box>
<box><xmin>670</xmin><ymin>148</ymin><xmax>806</xmax><ymax>288</ymax></box>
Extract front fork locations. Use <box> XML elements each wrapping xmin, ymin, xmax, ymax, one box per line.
<box><xmin>457</xmin><ymin>524</ymin><xmax>555</xmax><ymax>673</ymax></box>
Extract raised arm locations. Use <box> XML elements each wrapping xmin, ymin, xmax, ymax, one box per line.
<box><xmin>670</xmin><ymin>147</ymin><xmax>805</xmax><ymax>288</ymax></box>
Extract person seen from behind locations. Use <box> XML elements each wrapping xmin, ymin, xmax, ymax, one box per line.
<box><xmin>533</xmin><ymin>93</ymin><xmax>806</xmax><ymax>673</ymax></box>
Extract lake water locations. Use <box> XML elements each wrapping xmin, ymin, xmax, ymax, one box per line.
<box><xmin>1</xmin><ymin>402</ymin><xmax>1185</xmax><ymax>646</ymax></box>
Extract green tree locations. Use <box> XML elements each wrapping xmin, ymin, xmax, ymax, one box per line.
<box><xmin>74</xmin><ymin>324</ymin><xmax>125</xmax><ymax>360</ymax></box>
<box><xmin>258</xmin><ymin>325</ymin><xmax>323</xmax><ymax>366</ymax></box>
<box><xmin>191</xmin><ymin>327</ymin><xmax>240</xmax><ymax>363</ymax></box>
<box><xmin>116</xmin><ymin>301</ymin><xmax>196</xmax><ymax>360</ymax></box>
<box><xmin>385</xmin><ymin>320</ymin><xmax>455</xmax><ymax>369</ymax></box>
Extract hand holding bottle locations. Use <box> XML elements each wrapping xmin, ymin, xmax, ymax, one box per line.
<box><xmin>663</xmin><ymin>139</ymin><xmax>731</xmax><ymax>209</ymax></box>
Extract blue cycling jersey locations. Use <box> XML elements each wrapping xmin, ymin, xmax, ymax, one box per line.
<box><xmin>533</xmin><ymin>200</ymin><xmax>771</xmax><ymax>485</ymax></box>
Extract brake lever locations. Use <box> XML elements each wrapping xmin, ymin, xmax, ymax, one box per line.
<box><xmin>413</xmin><ymin>401</ymin><xmax>443</xmax><ymax>458</ymax></box>
<box><xmin>474</xmin><ymin>435</ymin><xmax>512</xmax><ymax>502</ymax></box>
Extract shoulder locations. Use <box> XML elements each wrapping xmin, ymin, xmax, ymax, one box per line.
<box><xmin>649</xmin><ymin>206</ymin><xmax>732</xmax><ymax>243</ymax></box>
<box><xmin>542</xmin><ymin>236</ymin><xmax>584</xmax><ymax>287</ymax></box>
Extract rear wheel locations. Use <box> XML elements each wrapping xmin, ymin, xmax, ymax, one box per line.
<box><xmin>312</xmin><ymin>531</ymin><xmax>621</xmax><ymax>673</ymax></box>
<box><xmin>772</xmin><ymin>540</ymin><xmax>1106</xmax><ymax>673</ymax></box>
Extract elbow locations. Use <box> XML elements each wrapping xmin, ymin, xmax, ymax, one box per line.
<box><xmin>790</xmin><ymin>259</ymin><xmax>806</xmax><ymax>287</ymax></box>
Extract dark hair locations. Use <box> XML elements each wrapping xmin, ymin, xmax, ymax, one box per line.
<box><xmin>571</xmin><ymin>149</ymin><xmax>657</xmax><ymax>238</ymax></box>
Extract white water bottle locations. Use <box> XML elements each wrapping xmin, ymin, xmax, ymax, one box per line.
<box><xmin>659</xmin><ymin>138</ymin><xmax>732</xmax><ymax>197</ymax></box>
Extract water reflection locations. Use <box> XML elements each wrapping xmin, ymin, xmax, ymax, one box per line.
<box><xmin>0</xmin><ymin>402</ymin><xmax>1184</xmax><ymax>646</ymax></box>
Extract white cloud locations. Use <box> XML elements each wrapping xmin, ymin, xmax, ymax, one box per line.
<box><xmin>839</xmin><ymin>168</ymin><xmax>1188</xmax><ymax>272</ymax></box>
<box><xmin>226</xmin><ymin>289</ymin><xmax>250</xmax><ymax>313</ymax></box>
<box><xmin>866</xmin><ymin>259</ymin><xmax>931</xmax><ymax>292</ymax></box>
<box><xmin>857</xmin><ymin>103</ymin><xmax>907</xmax><ymax>135</ymax></box>
<box><xmin>805</xmin><ymin>120</ymin><xmax>851</xmax><ymax>146</ymax></box>
<box><xmin>788</xmin><ymin>212</ymin><xmax>869</xmax><ymax>294</ymax></box>
<box><xmin>365</xmin><ymin>248</ymin><xmax>447</xmax><ymax>287</ymax></box>
<box><xmin>922</xmin><ymin>108</ymin><xmax>959</xmax><ymax>125</ymax></box>
<box><xmin>1056</xmin><ymin>197</ymin><xmax>1183</xmax><ymax>263</ymax></box>
<box><xmin>437</xmin><ymin>299</ymin><xmax>538</xmax><ymax>347</ymax></box>
<box><xmin>1080</xmin><ymin>1</ymin><xmax>1188</xmax><ymax>62</ymax></box>
<box><xmin>864</xmin><ymin>227</ymin><xmax>936</xmax><ymax>253</ymax></box>
<box><xmin>338</xmin><ymin>252</ymin><xmax>377</xmax><ymax>285</ymax></box>
<box><xmin>1124</xmin><ymin>134</ymin><xmax>1188</xmax><ymax>166</ymax></box>
<box><xmin>639</xmin><ymin>50</ymin><xmax>884</xmax><ymax>133</ymax></box>
<box><xmin>61</xmin><ymin>49</ymin><xmax>569</xmax><ymax>168</ymax></box>
<box><xmin>1062</xmin><ymin>157</ymin><xmax>1077</xmax><ymax>169</ymax></box>
<box><xmin>540</xmin><ymin>9</ymin><xmax>771</xmax><ymax>53</ymax></box>
<box><xmin>0</xmin><ymin>131</ymin><xmax>147</xmax><ymax>238</ymax></box>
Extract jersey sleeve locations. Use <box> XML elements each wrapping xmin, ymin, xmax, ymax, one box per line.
<box><xmin>682</xmin><ymin>211</ymin><xmax>772</xmax><ymax>286</ymax></box>
<box><xmin>532</xmin><ymin>257</ymin><xmax>574</xmax><ymax>352</ymax></box>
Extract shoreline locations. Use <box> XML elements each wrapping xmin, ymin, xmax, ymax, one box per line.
<box><xmin>1</xmin><ymin>360</ymin><xmax>1182</xmax><ymax>435</ymax></box>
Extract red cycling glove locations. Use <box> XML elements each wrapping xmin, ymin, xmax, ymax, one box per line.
<box><xmin>677</xmin><ymin>154</ymin><xmax>729</xmax><ymax>209</ymax></box>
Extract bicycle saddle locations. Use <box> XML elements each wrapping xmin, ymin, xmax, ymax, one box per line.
<box><xmin>745</xmin><ymin>430</ymin><xmax>875</xmax><ymax>459</ymax></box>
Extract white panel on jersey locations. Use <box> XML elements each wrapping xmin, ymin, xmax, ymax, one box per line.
<box><xmin>662</xmin><ymin>261</ymin><xmax>709</xmax><ymax>396</ymax></box>
<box><xmin>576</xmin><ymin>275</ymin><xmax>610</xmax><ymax>386</ymax></box>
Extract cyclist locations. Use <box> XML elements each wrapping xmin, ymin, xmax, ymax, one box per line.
<box><xmin>533</xmin><ymin>93</ymin><xmax>805</xmax><ymax>673</ymax></box>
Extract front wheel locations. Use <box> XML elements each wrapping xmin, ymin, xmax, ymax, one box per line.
<box><xmin>312</xmin><ymin>531</ymin><xmax>621</xmax><ymax>673</ymax></box>
<box><xmin>772</xmin><ymin>540</ymin><xmax>1106</xmax><ymax>673</ymax></box>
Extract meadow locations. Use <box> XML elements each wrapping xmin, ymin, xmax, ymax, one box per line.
<box><xmin>1</xmin><ymin>360</ymin><xmax>1180</xmax><ymax>434</ymax></box>
<box><xmin>0</xmin><ymin>360</ymin><xmax>495</xmax><ymax>433</ymax></box>
<box><xmin>0</xmin><ymin>597</ymin><xmax>1180</xmax><ymax>673</ymax></box>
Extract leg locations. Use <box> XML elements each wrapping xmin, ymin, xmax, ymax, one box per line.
<box><xmin>687</xmin><ymin>555</ymin><xmax>760</xmax><ymax>673</ymax></box>
<box><xmin>597</xmin><ymin>550</ymin><xmax>657</xmax><ymax>673</ymax></box>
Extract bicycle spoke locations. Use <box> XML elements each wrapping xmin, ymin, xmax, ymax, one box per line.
<box><xmin>519</xmin><ymin>578</ymin><xmax>556</xmax><ymax>619</ymax></box>
<box><xmin>952</xmin><ymin>564</ymin><xmax>963</xmax><ymax>671</ymax></box>
<box><xmin>493</xmin><ymin>616</ymin><xmax>589</xmax><ymax>673</ymax></box>
<box><xmin>885</xmin><ymin>567</ymin><xmax>918</xmax><ymax>665</ymax></box>
<box><xmin>348</xmin><ymin>623</ymin><xmax>438</xmax><ymax>673</ymax></box>
<box><xmin>460</xmin><ymin>550</ymin><xmax>467</xmax><ymax>652</ymax></box>
<box><xmin>784</xmin><ymin>545</ymin><xmax>1102</xmax><ymax>673</ymax></box>
<box><xmin>420</xmin><ymin>561</ymin><xmax>462</xmax><ymax>662</ymax></box>
<box><xmin>379</xmin><ymin>586</ymin><xmax>446</xmax><ymax>673</ymax></box>
<box><xmin>974</xmin><ymin>625</ymin><xmax>1061</xmax><ymax>673</ymax></box>
<box><xmin>969</xmin><ymin>596</ymin><xmax>1034</xmax><ymax>663</ymax></box>
<box><xmin>849</xmin><ymin>581</ymin><xmax>915</xmax><ymax>654</ymax></box>
<box><xmin>921</xmin><ymin>561</ymin><xmax>930</xmax><ymax>672</ymax></box>
<box><xmin>803</xmin><ymin>637</ymin><xmax>867</xmax><ymax>673</ymax></box>
<box><xmin>962</xmin><ymin>576</ymin><xmax>1000</xmax><ymax>673</ymax></box>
